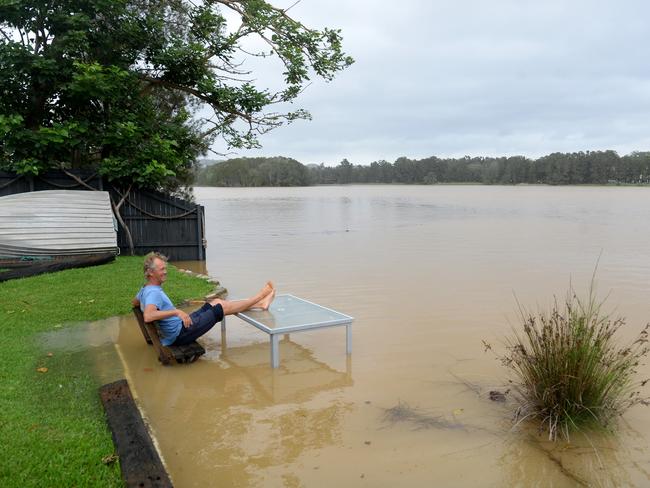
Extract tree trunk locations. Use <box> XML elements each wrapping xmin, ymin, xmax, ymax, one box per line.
<box><xmin>111</xmin><ymin>186</ymin><xmax>135</xmax><ymax>256</ymax></box>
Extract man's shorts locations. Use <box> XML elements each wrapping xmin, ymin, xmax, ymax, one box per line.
<box><xmin>172</xmin><ymin>302</ymin><xmax>224</xmax><ymax>346</ymax></box>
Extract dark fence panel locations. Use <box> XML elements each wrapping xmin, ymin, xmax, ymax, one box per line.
<box><xmin>0</xmin><ymin>170</ymin><xmax>205</xmax><ymax>261</ymax></box>
<box><xmin>34</xmin><ymin>170</ymin><xmax>103</xmax><ymax>191</ymax></box>
<box><xmin>112</xmin><ymin>187</ymin><xmax>205</xmax><ymax>260</ymax></box>
<box><xmin>0</xmin><ymin>173</ymin><xmax>31</xmax><ymax>196</ymax></box>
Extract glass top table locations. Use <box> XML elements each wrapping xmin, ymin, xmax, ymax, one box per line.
<box><xmin>224</xmin><ymin>294</ymin><xmax>354</xmax><ymax>368</ymax></box>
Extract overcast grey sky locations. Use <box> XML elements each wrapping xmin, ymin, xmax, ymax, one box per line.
<box><xmin>211</xmin><ymin>0</ymin><xmax>650</xmax><ymax>165</ymax></box>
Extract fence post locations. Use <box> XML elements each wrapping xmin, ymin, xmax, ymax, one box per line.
<box><xmin>196</xmin><ymin>205</ymin><xmax>204</xmax><ymax>260</ymax></box>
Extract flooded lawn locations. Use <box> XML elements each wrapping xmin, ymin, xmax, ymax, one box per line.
<box><xmin>86</xmin><ymin>185</ymin><xmax>650</xmax><ymax>486</ymax></box>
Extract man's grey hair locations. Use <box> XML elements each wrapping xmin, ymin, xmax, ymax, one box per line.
<box><xmin>143</xmin><ymin>251</ymin><xmax>168</xmax><ymax>279</ymax></box>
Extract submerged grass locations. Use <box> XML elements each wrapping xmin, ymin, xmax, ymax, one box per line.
<box><xmin>499</xmin><ymin>283</ymin><xmax>649</xmax><ymax>441</ymax></box>
<box><xmin>0</xmin><ymin>257</ymin><xmax>214</xmax><ymax>487</ymax></box>
<box><xmin>383</xmin><ymin>401</ymin><xmax>463</xmax><ymax>430</ymax></box>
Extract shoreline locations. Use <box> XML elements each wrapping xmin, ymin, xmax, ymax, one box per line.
<box><xmin>194</xmin><ymin>182</ymin><xmax>650</xmax><ymax>188</ymax></box>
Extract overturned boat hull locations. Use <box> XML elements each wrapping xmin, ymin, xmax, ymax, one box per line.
<box><xmin>0</xmin><ymin>190</ymin><xmax>119</xmax><ymax>257</ymax></box>
<box><xmin>0</xmin><ymin>190</ymin><xmax>119</xmax><ymax>280</ymax></box>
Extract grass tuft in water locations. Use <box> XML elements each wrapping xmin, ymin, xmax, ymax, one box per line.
<box><xmin>499</xmin><ymin>284</ymin><xmax>649</xmax><ymax>441</ymax></box>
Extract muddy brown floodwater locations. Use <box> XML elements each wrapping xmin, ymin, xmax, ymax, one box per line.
<box><xmin>107</xmin><ymin>185</ymin><xmax>650</xmax><ymax>487</ymax></box>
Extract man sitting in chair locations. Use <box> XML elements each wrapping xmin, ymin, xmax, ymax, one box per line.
<box><xmin>132</xmin><ymin>252</ymin><xmax>275</xmax><ymax>347</ymax></box>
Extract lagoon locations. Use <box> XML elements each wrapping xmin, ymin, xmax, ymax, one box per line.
<box><xmin>118</xmin><ymin>185</ymin><xmax>650</xmax><ymax>486</ymax></box>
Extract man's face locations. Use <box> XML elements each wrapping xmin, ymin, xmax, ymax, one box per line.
<box><xmin>151</xmin><ymin>258</ymin><xmax>168</xmax><ymax>285</ymax></box>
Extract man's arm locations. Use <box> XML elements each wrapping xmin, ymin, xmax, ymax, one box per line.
<box><xmin>132</xmin><ymin>297</ymin><xmax>141</xmax><ymax>307</ymax></box>
<box><xmin>143</xmin><ymin>304</ymin><xmax>192</xmax><ymax>327</ymax></box>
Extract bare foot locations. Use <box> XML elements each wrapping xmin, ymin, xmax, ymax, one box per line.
<box><xmin>254</xmin><ymin>288</ymin><xmax>276</xmax><ymax>311</ymax></box>
<box><xmin>261</xmin><ymin>281</ymin><xmax>274</xmax><ymax>297</ymax></box>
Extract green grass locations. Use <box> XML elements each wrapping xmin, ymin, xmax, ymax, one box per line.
<box><xmin>501</xmin><ymin>285</ymin><xmax>649</xmax><ymax>441</ymax></box>
<box><xmin>0</xmin><ymin>256</ymin><xmax>214</xmax><ymax>487</ymax></box>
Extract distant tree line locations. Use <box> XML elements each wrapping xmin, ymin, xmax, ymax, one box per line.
<box><xmin>195</xmin><ymin>157</ymin><xmax>310</xmax><ymax>186</ymax></box>
<box><xmin>195</xmin><ymin>151</ymin><xmax>650</xmax><ymax>186</ymax></box>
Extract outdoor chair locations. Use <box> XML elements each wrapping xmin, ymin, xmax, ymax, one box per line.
<box><xmin>132</xmin><ymin>306</ymin><xmax>205</xmax><ymax>365</ymax></box>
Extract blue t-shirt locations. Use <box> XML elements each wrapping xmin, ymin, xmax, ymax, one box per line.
<box><xmin>136</xmin><ymin>285</ymin><xmax>182</xmax><ymax>346</ymax></box>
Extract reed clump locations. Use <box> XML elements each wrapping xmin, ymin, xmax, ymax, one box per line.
<box><xmin>500</xmin><ymin>286</ymin><xmax>649</xmax><ymax>441</ymax></box>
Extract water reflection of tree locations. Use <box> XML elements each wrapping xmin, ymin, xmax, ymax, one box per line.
<box><xmin>499</xmin><ymin>425</ymin><xmax>645</xmax><ymax>488</ymax></box>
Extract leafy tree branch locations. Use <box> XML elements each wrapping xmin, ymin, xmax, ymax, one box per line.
<box><xmin>0</xmin><ymin>0</ymin><xmax>353</xmax><ymax>192</ymax></box>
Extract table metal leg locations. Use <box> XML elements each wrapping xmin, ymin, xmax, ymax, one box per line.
<box><xmin>220</xmin><ymin>329</ymin><xmax>227</xmax><ymax>355</ymax></box>
<box><xmin>345</xmin><ymin>324</ymin><xmax>352</xmax><ymax>354</ymax></box>
<box><xmin>346</xmin><ymin>323</ymin><xmax>352</xmax><ymax>354</ymax></box>
<box><xmin>219</xmin><ymin>318</ymin><xmax>227</xmax><ymax>354</ymax></box>
<box><xmin>270</xmin><ymin>334</ymin><xmax>280</xmax><ymax>368</ymax></box>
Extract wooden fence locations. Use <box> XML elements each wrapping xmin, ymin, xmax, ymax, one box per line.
<box><xmin>0</xmin><ymin>171</ymin><xmax>206</xmax><ymax>261</ymax></box>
